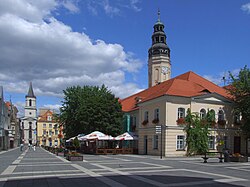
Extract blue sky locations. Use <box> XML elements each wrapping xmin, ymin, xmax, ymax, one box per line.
<box><xmin>0</xmin><ymin>0</ymin><xmax>249</xmax><ymax>116</ymax></box>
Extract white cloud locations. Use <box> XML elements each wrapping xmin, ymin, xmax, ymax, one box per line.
<box><xmin>130</xmin><ymin>0</ymin><xmax>142</xmax><ymax>12</ymax></box>
<box><xmin>85</xmin><ymin>0</ymin><xmax>141</xmax><ymax>17</ymax></box>
<box><xmin>62</xmin><ymin>0</ymin><xmax>80</xmax><ymax>13</ymax></box>
<box><xmin>102</xmin><ymin>0</ymin><xmax>120</xmax><ymax>17</ymax></box>
<box><xmin>241</xmin><ymin>3</ymin><xmax>250</xmax><ymax>14</ymax></box>
<box><xmin>0</xmin><ymin>0</ymin><xmax>143</xmax><ymax>102</ymax></box>
<box><xmin>41</xmin><ymin>104</ymin><xmax>61</xmax><ymax>113</ymax></box>
<box><xmin>203</xmin><ymin>69</ymin><xmax>240</xmax><ymax>86</ymax></box>
<box><xmin>14</xmin><ymin>101</ymin><xmax>25</xmax><ymax>117</ymax></box>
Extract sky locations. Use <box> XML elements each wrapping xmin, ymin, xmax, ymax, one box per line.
<box><xmin>0</xmin><ymin>0</ymin><xmax>249</xmax><ymax>117</ymax></box>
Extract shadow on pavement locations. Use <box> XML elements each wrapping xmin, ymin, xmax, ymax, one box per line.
<box><xmin>0</xmin><ymin>174</ymin><xmax>245</xmax><ymax>187</ymax></box>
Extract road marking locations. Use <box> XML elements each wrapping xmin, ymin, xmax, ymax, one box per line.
<box><xmin>71</xmin><ymin>164</ymin><xmax>126</xmax><ymax>187</ymax></box>
<box><xmin>92</xmin><ymin>163</ymin><xmax>167</xmax><ymax>187</ymax></box>
<box><xmin>1</xmin><ymin>166</ymin><xmax>16</xmax><ymax>175</ymax></box>
<box><xmin>12</xmin><ymin>169</ymin><xmax>82</xmax><ymax>175</ymax></box>
<box><xmin>183</xmin><ymin>169</ymin><xmax>248</xmax><ymax>182</ymax></box>
<box><xmin>100</xmin><ymin>155</ymin><xmax>131</xmax><ymax>161</ymax></box>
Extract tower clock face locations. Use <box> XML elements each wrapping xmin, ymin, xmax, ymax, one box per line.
<box><xmin>161</xmin><ymin>66</ymin><xmax>168</xmax><ymax>74</ymax></box>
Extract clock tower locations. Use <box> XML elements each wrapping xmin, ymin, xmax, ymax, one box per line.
<box><xmin>148</xmin><ymin>10</ymin><xmax>171</xmax><ymax>87</ymax></box>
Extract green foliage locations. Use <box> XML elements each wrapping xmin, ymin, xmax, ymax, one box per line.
<box><xmin>184</xmin><ymin>109</ymin><xmax>209</xmax><ymax>156</ymax></box>
<box><xmin>73</xmin><ymin>137</ymin><xmax>80</xmax><ymax>148</ymax></box>
<box><xmin>60</xmin><ymin>85</ymin><xmax>123</xmax><ymax>138</ymax></box>
<box><xmin>228</xmin><ymin>66</ymin><xmax>250</xmax><ymax>136</ymax></box>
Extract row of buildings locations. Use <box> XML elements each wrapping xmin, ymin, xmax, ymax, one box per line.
<box><xmin>0</xmin><ymin>83</ymin><xmax>63</xmax><ymax>151</ymax></box>
<box><xmin>0</xmin><ymin>87</ymin><xmax>20</xmax><ymax>150</ymax></box>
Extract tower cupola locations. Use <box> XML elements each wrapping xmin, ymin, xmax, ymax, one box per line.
<box><xmin>148</xmin><ymin>10</ymin><xmax>171</xmax><ymax>88</ymax></box>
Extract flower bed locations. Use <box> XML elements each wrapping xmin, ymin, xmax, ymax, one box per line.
<box><xmin>230</xmin><ymin>153</ymin><xmax>248</xmax><ymax>162</ymax></box>
<box><xmin>66</xmin><ymin>155</ymin><xmax>83</xmax><ymax>161</ymax></box>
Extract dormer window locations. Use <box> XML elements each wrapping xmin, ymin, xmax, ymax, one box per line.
<box><xmin>47</xmin><ymin>116</ymin><xmax>52</xmax><ymax>121</ymax></box>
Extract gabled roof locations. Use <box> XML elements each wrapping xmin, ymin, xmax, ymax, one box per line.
<box><xmin>38</xmin><ymin>110</ymin><xmax>55</xmax><ymax>122</ymax></box>
<box><xmin>120</xmin><ymin>71</ymin><xmax>231</xmax><ymax>112</ymax></box>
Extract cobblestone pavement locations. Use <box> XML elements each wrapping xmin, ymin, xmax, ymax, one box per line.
<box><xmin>0</xmin><ymin>147</ymin><xmax>249</xmax><ymax>187</ymax></box>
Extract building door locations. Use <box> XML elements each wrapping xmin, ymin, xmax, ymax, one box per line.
<box><xmin>234</xmin><ymin>136</ymin><xmax>241</xmax><ymax>153</ymax></box>
<box><xmin>144</xmin><ymin>135</ymin><xmax>148</xmax><ymax>155</ymax></box>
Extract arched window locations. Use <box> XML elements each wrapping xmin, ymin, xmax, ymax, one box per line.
<box><xmin>218</xmin><ymin>110</ymin><xmax>225</xmax><ymax>121</ymax></box>
<box><xmin>155</xmin><ymin>69</ymin><xmax>159</xmax><ymax>83</ymax></box>
<box><xmin>208</xmin><ymin>109</ymin><xmax>216</xmax><ymax>121</ymax></box>
<box><xmin>29</xmin><ymin>99</ymin><xmax>32</xmax><ymax>106</ymax></box>
<box><xmin>200</xmin><ymin>109</ymin><xmax>206</xmax><ymax>119</ymax></box>
<box><xmin>178</xmin><ymin>108</ymin><xmax>185</xmax><ymax>119</ymax></box>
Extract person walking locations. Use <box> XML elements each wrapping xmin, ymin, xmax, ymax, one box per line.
<box><xmin>20</xmin><ymin>143</ymin><xmax>23</xmax><ymax>152</ymax></box>
<box><xmin>33</xmin><ymin>144</ymin><xmax>36</xmax><ymax>151</ymax></box>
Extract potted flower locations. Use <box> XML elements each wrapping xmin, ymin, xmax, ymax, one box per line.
<box><xmin>176</xmin><ymin>118</ymin><xmax>185</xmax><ymax>125</ymax></box>
<box><xmin>56</xmin><ymin>147</ymin><xmax>65</xmax><ymax>156</ymax></box>
<box><xmin>152</xmin><ymin>118</ymin><xmax>159</xmax><ymax>124</ymax></box>
<box><xmin>66</xmin><ymin>151</ymin><xmax>83</xmax><ymax>161</ymax></box>
<box><xmin>142</xmin><ymin>119</ymin><xmax>148</xmax><ymax>126</ymax></box>
<box><xmin>217</xmin><ymin>119</ymin><xmax>226</xmax><ymax>127</ymax></box>
<box><xmin>230</xmin><ymin>153</ymin><xmax>248</xmax><ymax>162</ymax></box>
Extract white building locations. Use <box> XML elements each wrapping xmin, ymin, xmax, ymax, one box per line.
<box><xmin>20</xmin><ymin>82</ymin><xmax>37</xmax><ymax>145</ymax></box>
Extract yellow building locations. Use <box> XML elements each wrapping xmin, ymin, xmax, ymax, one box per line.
<box><xmin>37</xmin><ymin>109</ymin><xmax>61</xmax><ymax>147</ymax></box>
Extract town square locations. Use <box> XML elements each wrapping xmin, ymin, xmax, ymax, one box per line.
<box><xmin>0</xmin><ymin>0</ymin><xmax>250</xmax><ymax>186</ymax></box>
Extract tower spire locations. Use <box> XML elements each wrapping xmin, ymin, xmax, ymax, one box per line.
<box><xmin>26</xmin><ymin>82</ymin><xmax>36</xmax><ymax>98</ymax></box>
<box><xmin>157</xmin><ymin>8</ymin><xmax>161</xmax><ymax>22</ymax></box>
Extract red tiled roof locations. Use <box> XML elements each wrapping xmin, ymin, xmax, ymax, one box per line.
<box><xmin>121</xmin><ymin>71</ymin><xmax>231</xmax><ymax>112</ymax></box>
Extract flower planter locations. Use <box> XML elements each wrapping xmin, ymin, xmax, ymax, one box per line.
<box><xmin>57</xmin><ymin>152</ymin><xmax>65</xmax><ymax>157</ymax></box>
<box><xmin>230</xmin><ymin>156</ymin><xmax>248</xmax><ymax>162</ymax></box>
<box><xmin>66</xmin><ymin>155</ymin><xmax>83</xmax><ymax>161</ymax></box>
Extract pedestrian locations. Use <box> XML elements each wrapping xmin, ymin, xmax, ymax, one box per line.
<box><xmin>28</xmin><ymin>143</ymin><xmax>31</xmax><ymax>150</ymax></box>
<box><xmin>20</xmin><ymin>143</ymin><xmax>23</xmax><ymax>152</ymax></box>
<box><xmin>33</xmin><ymin>144</ymin><xmax>36</xmax><ymax>151</ymax></box>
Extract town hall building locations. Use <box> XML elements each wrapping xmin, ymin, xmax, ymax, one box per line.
<box><xmin>120</xmin><ymin>11</ymin><xmax>248</xmax><ymax>156</ymax></box>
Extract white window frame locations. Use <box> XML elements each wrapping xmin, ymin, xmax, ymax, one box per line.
<box><xmin>153</xmin><ymin>135</ymin><xmax>159</xmax><ymax>149</ymax></box>
<box><xmin>200</xmin><ymin>108</ymin><xmax>206</xmax><ymax>119</ymax></box>
<box><xmin>177</xmin><ymin>108</ymin><xmax>185</xmax><ymax>119</ymax></box>
<box><xmin>218</xmin><ymin>110</ymin><xmax>225</xmax><ymax>121</ymax></box>
<box><xmin>176</xmin><ymin>135</ymin><xmax>185</xmax><ymax>150</ymax></box>
<box><xmin>208</xmin><ymin>136</ymin><xmax>215</xmax><ymax>150</ymax></box>
<box><xmin>154</xmin><ymin>108</ymin><xmax>159</xmax><ymax>119</ymax></box>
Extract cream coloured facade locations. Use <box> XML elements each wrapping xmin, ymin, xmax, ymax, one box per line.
<box><xmin>137</xmin><ymin>94</ymin><xmax>246</xmax><ymax>156</ymax></box>
<box><xmin>120</xmin><ymin>12</ymin><xmax>248</xmax><ymax>157</ymax></box>
<box><xmin>37</xmin><ymin>109</ymin><xmax>61</xmax><ymax>147</ymax></box>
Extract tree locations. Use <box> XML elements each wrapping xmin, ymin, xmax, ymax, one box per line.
<box><xmin>60</xmin><ymin>85</ymin><xmax>123</xmax><ymax>138</ymax></box>
<box><xmin>228</xmin><ymin>66</ymin><xmax>250</xmax><ymax>137</ymax></box>
<box><xmin>184</xmin><ymin>109</ymin><xmax>209</xmax><ymax>156</ymax></box>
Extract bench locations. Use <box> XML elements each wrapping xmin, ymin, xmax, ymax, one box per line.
<box><xmin>202</xmin><ymin>152</ymin><xmax>224</xmax><ymax>163</ymax></box>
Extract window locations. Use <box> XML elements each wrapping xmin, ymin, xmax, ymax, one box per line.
<box><xmin>43</xmin><ymin>124</ymin><xmax>46</xmax><ymax>128</ymax></box>
<box><xmin>177</xmin><ymin>108</ymin><xmax>185</xmax><ymax>119</ymax></box>
<box><xmin>144</xmin><ymin>111</ymin><xmax>149</xmax><ymax>121</ymax></box>
<box><xmin>208</xmin><ymin>136</ymin><xmax>215</xmax><ymax>149</ymax></box>
<box><xmin>153</xmin><ymin>135</ymin><xmax>159</xmax><ymax>149</ymax></box>
<box><xmin>29</xmin><ymin>122</ymin><xmax>32</xmax><ymax>139</ymax></box>
<box><xmin>177</xmin><ymin>135</ymin><xmax>185</xmax><ymax>150</ymax></box>
<box><xmin>218</xmin><ymin>110</ymin><xmax>224</xmax><ymax>121</ymax></box>
<box><xmin>49</xmin><ymin>130</ymin><xmax>52</xmax><ymax>136</ymax></box>
<box><xmin>223</xmin><ymin>136</ymin><xmax>228</xmax><ymax>149</ymax></box>
<box><xmin>209</xmin><ymin>109</ymin><xmax>216</xmax><ymax>121</ymax></box>
<box><xmin>49</xmin><ymin>124</ymin><xmax>52</xmax><ymax>128</ymax></box>
<box><xmin>47</xmin><ymin>116</ymin><xmax>52</xmax><ymax>121</ymax></box>
<box><xmin>43</xmin><ymin>130</ymin><xmax>46</xmax><ymax>135</ymax></box>
<box><xmin>55</xmin><ymin>130</ymin><xmax>58</xmax><ymax>135</ymax></box>
<box><xmin>200</xmin><ymin>109</ymin><xmax>206</xmax><ymax>119</ymax></box>
<box><xmin>29</xmin><ymin>99</ymin><xmax>32</xmax><ymax>106</ymax></box>
<box><xmin>154</xmin><ymin>108</ymin><xmax>159</xmax><ymax>119</ymax></box>
<box><xmin>234</xmin><ymin>112</ymin><xmax>240</xmax><ymax>124</ymax></box>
